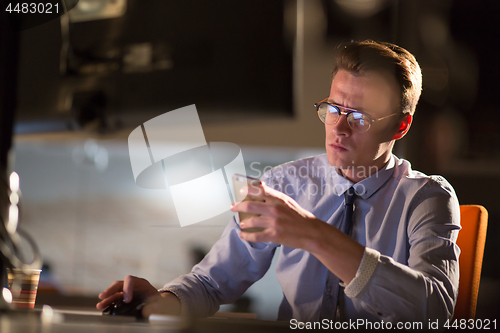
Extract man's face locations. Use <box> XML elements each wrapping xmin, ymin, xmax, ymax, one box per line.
<box><xmin>325</xmin><ymin>69</ymin><xmax>402</xmax><ymax>182</ymax></box>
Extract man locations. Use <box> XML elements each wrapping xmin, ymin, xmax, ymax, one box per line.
<box><xmin>97</xmin><ymin>41</ymin><xmax>460</xmax><ymax>323</ymax></box>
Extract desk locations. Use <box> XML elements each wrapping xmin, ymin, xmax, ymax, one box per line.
<box><xmin>0</xmin><ymin>308</ymin><xmax>292</xmax><ymax>333</ymax></box>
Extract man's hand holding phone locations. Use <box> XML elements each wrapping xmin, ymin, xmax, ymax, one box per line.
<box><xmin>231</xmin><ymin>174</ymin><xmax>320</xmax><ymax>249</ymax></box>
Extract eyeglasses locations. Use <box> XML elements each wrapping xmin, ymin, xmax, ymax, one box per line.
<box><xmin>314</xmin><ymin>97</ymin><xmax>400</xmax><ymax>133</ymax></box>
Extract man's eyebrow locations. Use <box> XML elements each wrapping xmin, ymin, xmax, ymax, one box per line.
<box><xmin>327</xmin><ymin>100</ymin><xmax>363</xmax><ymax>112</ymax></box>
<box><xmin>327</xmin><ymin>98</ymin><xmax>343</xmax><ymax>106</ymax></box>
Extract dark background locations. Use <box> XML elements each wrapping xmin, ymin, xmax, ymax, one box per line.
<box><xmin>14</xmin><ymin>0</ymin><xmax>294</xmax><ymax>132</ymax></box>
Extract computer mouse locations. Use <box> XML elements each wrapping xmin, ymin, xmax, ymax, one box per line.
<box><xmin>102</xmin><ymin>297</ymin><xmax>146</xmax><ymax>319</ymax></box>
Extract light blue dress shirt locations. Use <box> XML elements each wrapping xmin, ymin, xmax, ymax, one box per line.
<box><xmin>161</xmin><ymin>154</ymin><xmax>461</xmax><ymax>323</ymax></box>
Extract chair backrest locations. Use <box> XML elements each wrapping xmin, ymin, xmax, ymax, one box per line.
<box><xmin>454</xmin><ymin>205</ymin><xmax>488</xmax><ymax>320</ymax></box>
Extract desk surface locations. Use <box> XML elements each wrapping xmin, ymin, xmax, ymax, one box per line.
<box><xmin>0</xmin><ymin>308</ymin><xmax>292</xmax><ymax>333</ymax></box>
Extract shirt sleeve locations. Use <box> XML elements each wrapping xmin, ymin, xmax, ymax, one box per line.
<box><xmin>341</xmin><ymin>247</ymin><xmax>379</xmax><ymax>298</ymax></box>
<box><xmin>159</xmin><ymin>217</ymin><xmax>278</xmax><ymax>317</ymax></box>
<box><xmin>346</xmin><ymin>177</ymin><xmax>461</xmax><ymax>323</ymax></box>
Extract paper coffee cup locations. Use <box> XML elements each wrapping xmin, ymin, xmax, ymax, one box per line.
<box><xmin>7</xmin><ymin>268</ymin><xmax>42</xmax><ymax>309</ymax></box>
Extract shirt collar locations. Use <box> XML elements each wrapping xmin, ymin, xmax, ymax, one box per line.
<box><xmin>330</xmin><ymin>155</ymin><xmax>396</xmax><ymax>200</ymax></box>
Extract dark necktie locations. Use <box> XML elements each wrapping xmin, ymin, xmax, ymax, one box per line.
<box><xmin>319</xmin><ymin>187</ymin><xmax>357</xmax><ymax>320</ymax></box>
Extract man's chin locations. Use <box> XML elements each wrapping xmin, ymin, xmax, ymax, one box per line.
<box><xmin>326</xmin><ymin>155</ymin><xmax>354</xmax><ymax>169</ymax></box>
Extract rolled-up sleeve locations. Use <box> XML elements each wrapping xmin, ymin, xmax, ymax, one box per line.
<box><xmin>160</xmin><ymin>217</ymin><xmax>278</xmax><ymax>317</ymax></box>
<box><xmin>345</xmin><ymin>178</ymin><xmax>461</xmax><ymax>323</ymax></box>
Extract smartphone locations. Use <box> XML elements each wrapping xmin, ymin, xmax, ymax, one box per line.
<box><xmin>232</xmin><ymin>174</ymin><xmax>265</xmax><ymax>232</ymax></box>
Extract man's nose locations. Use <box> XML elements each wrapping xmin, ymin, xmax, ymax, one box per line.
<box><xmin>331</xmin><ymin>114</ymin><xmax>352</xmax><ymax>136</ymax></box>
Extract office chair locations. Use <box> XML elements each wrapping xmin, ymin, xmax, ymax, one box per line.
<box><xmin>453</xmin><ymin>205</ymin><xmax>488</xmax><ymax>320</ymax></box>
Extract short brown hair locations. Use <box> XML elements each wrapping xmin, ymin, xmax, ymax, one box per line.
<box><xmin>332</xmin><ymin>40</ymin><xmax>422</xmax><ymax>115</ymax></box>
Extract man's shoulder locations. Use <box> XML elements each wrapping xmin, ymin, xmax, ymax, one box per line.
<box><xmin>393</xmin><ymin>156</ymin><xmax>457</xmax><ymax>199</ymax></box>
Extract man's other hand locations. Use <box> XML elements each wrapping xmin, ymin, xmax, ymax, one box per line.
<box><xmin>96</xmin><ymin>275</ymin><xmax>181</xmax><ymax>318</ymax></box>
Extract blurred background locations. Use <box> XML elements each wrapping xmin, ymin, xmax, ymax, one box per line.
<box><xmin>1</xmin><ymin>0</ymin><xmax>499</xmax><ymax>320</ymax></box>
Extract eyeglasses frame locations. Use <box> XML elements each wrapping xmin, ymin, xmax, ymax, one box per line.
<box><xmin>314</xmin><ymin>97</ymin><xmax>401</xmax><ymax>133</ymax></box>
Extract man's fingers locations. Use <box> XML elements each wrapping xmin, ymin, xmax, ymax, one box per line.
<box><xmin>244</xmin><ymin>184</ymin><xmax>269</xmax><ymax>199</ymax></box>
<box><xmin>122</xmin><ymin>275</ymin><xmax>138</xmax><ymax>303</ymax></box>
<box><xmin>96</xmin><ymin>292</ymin><xmax>123</xmax><ymax>310</ymax></box>
<box><xmin>232</xmin><ymin>199</ymin><xmax>288</xmax><ymax>221</ymax></box>
<box><xmin>99</xmin><ymin>280</ymin><xmax>124</xmax><ymax>299</ymax></box>
<box><xmin>231</xmin><ymin>200</ymin><xmax>265</xmax><ymax>213</ymax></box>
<box><xmin>239</xmin><ymin>228</ymin><xmax>273</xmax><ymax>243</ymax></box>
<box><xmin>98</xmin><ymin>276</ymin><xmax>139</xmax><ymax>304</ymax></box>
<box><xmin>96</xmin><ymin>276</ymin><xmax>160</xmax><ymax>312</ymax></box>
<box><xmin>240</xmin><ymin>216</ymin><xmax>268</xmax><ymax>230</ymax></box>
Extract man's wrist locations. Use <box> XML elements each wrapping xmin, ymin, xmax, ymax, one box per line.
<box><xmin>302</xmin><ymin>218</ymin><xmax>335</xmax><ymax>253</ymax></box>
<box><xmin>343</xmin><ymin>247</ymin><xmax>380</xmax><ymax>298</ymax></box>
<box><xmin>142</xmin><ymin>291</ymin><xmax>182</xmax><ymax>318</ymax></box>
<box><xmin>307</xmin><ymin>221</ymin><xmax>364</xmax><ymax>284</ymax></box>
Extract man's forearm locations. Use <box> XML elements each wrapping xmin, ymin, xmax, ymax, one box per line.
<box><xmin>305</xmin><ymin>220</ymin><xmax>365</xmax><ymax>285</ymax></box>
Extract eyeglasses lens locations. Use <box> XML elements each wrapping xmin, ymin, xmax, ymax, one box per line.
<box><xmin>322</xmin><ymin>104</ymin><xmax>339</xmax><ymax>124</ymax></box>
<box><xmin>318</xmin><ymin>103</ymin><xmax>371</xmax><ymax>133</ymax></box>
<box><xmin>348</xmin><ymin>112</ymin><xmax>370</xmax><ymax>133</ymax></box>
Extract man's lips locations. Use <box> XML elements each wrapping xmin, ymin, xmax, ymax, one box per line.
<box><xmin>328</xmin><ymin>143</ymin><xmax>348</xmax><ymax>152</ymax></box>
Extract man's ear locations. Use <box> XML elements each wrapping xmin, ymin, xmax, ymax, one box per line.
<box><xmin>392</xmin><ymin>114</ymin><xmax>412</xmax><ymax>140</ymax></box>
